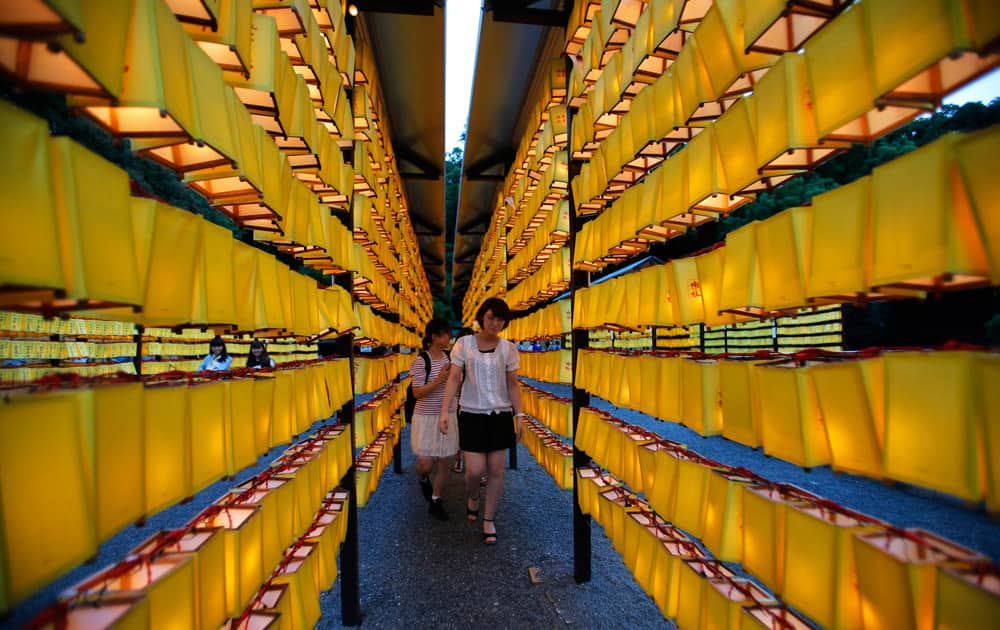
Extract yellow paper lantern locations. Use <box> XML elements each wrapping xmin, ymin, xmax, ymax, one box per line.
<box><xmin>0</xmin><ymin>391</ymin><xmax>97</xmax><ymax>612</ymax></box>
<box><xmin>144</xmin><ymin>384</ymin><xmax>191</xmax><ymax>515</ymax></box>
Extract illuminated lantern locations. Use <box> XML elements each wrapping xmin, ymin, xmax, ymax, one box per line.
<box><xmin>719</xmin><ymin>358</ymin><xmax>763</xmax><ymax>448</ymax></box>
<box><xmin>704</xmin><ymin>578</ymin><xmax>777</xmax><ymax>630</ymax></box>
<box><xmin>0</xmin><ymin>0</ymin><xmax>128</xmax><ymax>99</ymax></box>
<box><xmin>304</xmin><ymin>511</ymin><xmax>342</xmax><ymax>591</ymax></box>
<box><xmin>223</xmin><ymin>477</ymin><xmax>296</xmax><ymax>574</ymax></box>
<box><xmin>853</xmin><ymin>528</ymin><xmax>984</xmax><ymax>630</ymax></box>
<box><xmin>864</xmin><ymin>0</ymin><xmax>998</xmax><ymax>111</ymax></box>
<box><xmin>196</xmin><ymin>506</ymin><xmax>263</xmax><ymax>618</ymax></box>
<box><xmin>188</xmin><ymin>381</ymin><xmax>229</xmax><ymax>497</ymax></box>
<box><xmin>741</xmin><ymin>484</ymin><xmax>813</xmax><ymax>591</ymax></box>
<box><xmin>740</xmin><ymin>604</ymin><xmax>814</xmax><ymax>629</ymax></box>
<box><xmin>680</xmin><ymin>358</ymin><xmax>723</xmax><ymax>436</ymax></box>
<box><xmin>270</xmin><ymin>371</ymin><xmax>296</xmax><ymax>447</ymax></box>
<box><xmin>36</xmin><ymin>593</ymin><xmax>149</xmax><ymax>629</ymax></box>
<box><xmin>754</xmin><ymin>52</ymin><xmax>845</xmax><ymax>173</ymax></box>
<box><xmin>226</xmin><ymin>378</ymin><xmax>259</xmax><ymax>476</ymax></box>
<box><xmin>647</xmin><ymin>447</ymin><xmax>683</xmax><ymax>521</ymax></box>
<box><xmin>144</xmin><ymin>384</ymin><xmax>191</xmax><ymax>515</ymax></box>
<box><xmin>252</xmin><ymin>375</ymin><xmax>276</xmax><ymax>455</ymax></box>
<box><xmin>654</xmin><ymin>355</ymin><xmax>683</xmax><ymax>422</ymax></box>
<box><xmin>132</xmin><ymin>528</ymin><xmax>228</xmax><ymax>630</ymax></box>
<box><xmin>882</xmin><ymin>351</ymin><xmax>983</xmax><ymax>502</ymax></box>
<box><xmin>810</xmin><ymin>360</ymin><xmax>884</xmax><ymax>478</ymax></box>
<box><xmin>702</xmin><ymin>470</ymin><xmax>753</xmax><ymax>563</ymax></box>
<box><xmin>93</xmin><ymin>383</ymin><xmax>146</xmax><ymax>541</ymax></box>
<box><xmin>676</xmin><ymin>559</ymin><xmax>736</xmax><ymax>630</ymax></box>
<box><xmin>671</xmin><ymin>456</ymin><xmax>715</xmax><ymax>540</ymax></box>
<box><xmin>182</xmin><ymin>0</ymin><xmax>251</xmax><ymax>74</ymax></box>
<box><xmin>77</xmin><ymin>555</ymin><xmax>197</xmax><ymax>629</ymax></box>
<box><xmin>804</xmin><ymin>2</ymin><xmax>921</xmax><ymax>143</ymax></box>
<box><xmin>49</xmin><ymin>137</ymin><xmax>143</xmax><ymax>309</ymax></box>
<box><xmin>782</xmin><ymin>502</ymin><xmax>877</xmax><ymax>629</ymax></box>
<box><xmin>869</xmin><ymin>134</ymin><xmax>989</xmax><ymax>292</ymax></box>
<box><xmin>756</xmin><ymin>206</ymin><xmax>812</xmax><ymax>312</ymax></box>
<box><xmin>0</xmin><ymin>391</ymin><xmax>97</xmax><ymax>613</ymax></box>
<box><xmin>719</xmin><ymin>222</ymin><xmax>765</xmax><ymax>318</ymax></box>
<box><xmin>190</xmin><ymin>221</ymin><xmax>238</xmax><ymax>327</ymax></box>
<box><xmin>251</xmin><ymin>583</ymin><xmax>291</xmax><ymax>628</ymax></box>
<box><xmin>755</xmin><ymin>363</ymin><xmax>831</xmax><ymax>469</ymax></box>
<box><xmin>271</xmin><ymin>543</ymin><xmax>322</xmax><ymax>630</ymax></box>
<box><xmin>805</xmin><ymin>176</ymin><xmax>873</xmax><ymax>303</ymax></box>
<box><xmin>954</xmin><ymin>126</ymin><xmax>1000</xmax><ymax>284</ymax></box>
<box><xmin>934</xmin><ymin>564</ymin><xmax>1000</xmax><ymax>629</ymax></box>
<box><xmin>142</xmin><ymin>205</ymin><xmax>201</xmax><ymax>326</ymax></box>
<box><xmin>0</xmin><ymin>101</ymin><xmax>65</xmax><ymax>298</ymax></box>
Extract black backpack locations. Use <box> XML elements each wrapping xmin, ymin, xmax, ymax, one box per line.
<box><xmin>403</xmin><ymin>351</ymin><xmax>432</xmax><ymax>423</ymax></box>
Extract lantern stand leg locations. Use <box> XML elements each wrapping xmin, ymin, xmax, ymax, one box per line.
<box><xmin>509</xmin><ymin>443</ymin><xmax>518</xmax><ymax>470</ymax></box>
<box><xmin>566</xmin><ymin>53</ymin><xmax>592</xmax><ymax>585</ymax></box>
<box><xmin>335</xmin><ymin>287</ymin><xmax>362</xmax><ymax>626</ymax></box>
<box><xmin>133</xmin><ymin>324</ymin><xmax>144</xmax><ymax>376</ymax></box>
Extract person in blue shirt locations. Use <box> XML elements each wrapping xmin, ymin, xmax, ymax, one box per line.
<box><xmin>198</xmin><ymin>336</ymin><xmax>232</xmax><ymax>372</ymax></box>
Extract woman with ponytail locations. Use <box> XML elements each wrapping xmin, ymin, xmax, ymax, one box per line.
<box><xmin>409</xmin><ymin>318</ymin><xmax>458</xmax><ymax>520</ymax></box>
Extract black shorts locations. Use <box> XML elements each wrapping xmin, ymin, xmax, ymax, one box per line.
<box><xmin>458</xmin><ymin>410</ymin><xmax>516</xmax><ymax>453</ymax></box>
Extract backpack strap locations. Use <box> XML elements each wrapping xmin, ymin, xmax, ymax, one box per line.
<box><xmin>420</xmin><ymin>351</ymin><xmax>431</xmax><ymax>383</ymax></box>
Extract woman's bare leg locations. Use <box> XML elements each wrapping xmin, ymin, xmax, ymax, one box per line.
<box><xmin>482</xmin><ymin>449</ymin><xmax>507</xmax><ymax>537</ymax></box>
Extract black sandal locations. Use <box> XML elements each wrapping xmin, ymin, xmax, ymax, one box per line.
<box><xmin>482</xmin><ymin>518</ymin><xmax>497</xmax><ymax>545</ymax></box>
<box><xmin>466</xmin><ymin>492</ymin><xmax>480</xmax><ymax>522</ymax></box>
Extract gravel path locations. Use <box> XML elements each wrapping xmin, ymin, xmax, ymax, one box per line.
<box><xmin>317</xmin><ymin>431</ymin><xmax>674</xmax><ymax>629</ymax></box>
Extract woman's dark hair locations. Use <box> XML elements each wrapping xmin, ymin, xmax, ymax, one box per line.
<box><xmin>246</xmin><ymin>339</ymin><xmax>272</xmax><ymax>368</ymax></box>
<box><xmin>422</xmin><ymin>318</ymin><xmax>452</xmax><ymax>350</ymax></box>
<box><xmin>475</xmin><ymin>297</ymin><xmax>512</xmax><ymax>330</ymax></box>
<box><xmin>209</xmin><ymin>335</ymin><xmax>228</xmax><ymax>359</ymax></box>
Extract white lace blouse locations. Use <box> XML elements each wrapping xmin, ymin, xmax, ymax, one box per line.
<box><xmin>451</xmin><ymin>335</ymin><xmax>519</xmax><ymax>414</ymax></box>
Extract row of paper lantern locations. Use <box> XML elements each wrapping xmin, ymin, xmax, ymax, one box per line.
<box><xmin>355</xmin><ymin>304</ymin><xmax>421</xmax><ymax>348</ymax></box>
<box><xmin>507</xmin><ymin>247</ymin><xmax>571</xmax><ymax>311</ymax></box>
<box><xmin>499</xmin><ymin>57</ymin><xmax>568</xmax><ymax>208</ymax></box>
<box><xmin>11</xmin><ymin>0</ymin><xmax>357</xmax><ymax>240</ymax></box>
<box><xmin>35</xmin><ymin>425</ymin><xmax>352</xmax><ymax>628</ymax></box>
<box><xmin>573</xmin><ymin>0</ymin><xmax>998</xmax><ymax>211</ymax></box>
<box><xmin>0</xmin><ymin>0</ymin><xmax>431</xmax><ymax>317</ymax></box>
<box><xmin>463</xmin><ymin>205</ymin><xmax>509</xmax><ymax>321</ymax></box>
<box><xmin>521</xmin><ymin>418</ymin><xmax>574</xmax><ymax>490</ymax></box>
<box><xmin>354</xmin><ymin>381</ymin><xmax>406</xmax><ymax>450</ymax></box>
<box><xmin>505</xmin><ymin>153</ymin><xmax>570</xmax><ymax>252</ymax></box>
<box><xmin>576</xmin><ymin>408</ymin><xmax>1000</xmax><ymax>628</ymax></box>
<box><xmin>521</xmin><ymin>383</ymin><xmax>574</xmax><ymax>440</ymax></box>
<box><xmin>578</xmin><ymin>467</ymin><xmax>799</xmax><ymax>628</ymax></box>
<box><xmin>507</xmin><ymin>299</ymin><xmax>572</xmax><ymax>342</ymax></box>
<box><xmin>0</xmin><ymin>100</ymin><xmax>372</xmax><ymax>335</ymax></box>
<box><xmin>576</xmin><ymin>126</ymin><xmax>999</xmax><ymax>329</ymax></box>
<box><xmin>354</xmin><ymin>355</ymin><xmax>408</xmax><ymax>395</ymax></box>
<box><xmin>518</xmin><ymin>350</ymin><xmax>573</xmax><ymax>385</ymax></box>
<box><xmin>577</xmin><ymin>348</ymin><xmax>1000</xmax><ymax>506</ymax></box>
<box><xmin>508</xmin><ymin>201</ymin><xmax>571</xmax><ymax>287</ymax></box>
<box><xmin>0</xmin><ymin>358</ymin><xmax>351</xmax><ymax>614</ymax></box>
<box><xmin>356</xmin><ymin>416</ymin><xmax>402</xmax><ymax>508</ymax></box>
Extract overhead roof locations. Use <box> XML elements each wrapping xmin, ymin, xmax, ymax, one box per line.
<box><xmin>359</xmin><ymin>0</ymin><xmax>446</xmax><ymax>297</ymax></box>
<box><xmin>451</xmin><ymin>1</ymin><xmax>567</xmax><ymax>313</ymax></box>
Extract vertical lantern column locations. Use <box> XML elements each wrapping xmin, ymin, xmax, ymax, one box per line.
<box><xmin>566</xmin><ymin>52</ymin><xmax>592</xmax><ymax>585</ymax></box>
<box><xmin>338</xmin><ymin>13</ymin><xmax>361</xmax><ymax>619</ymax></box>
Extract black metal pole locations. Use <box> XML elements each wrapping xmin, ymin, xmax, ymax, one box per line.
<box><xmin>336</xmin><ymin>87</ymin><xmax>362</xmax><ymax>622</ymax></box>
<box><xmin>133</xmin><ymin>324</ymin><xmax>144</xmax><ymax>376</ymax></box>
<box><xmin>566</xmin><ymin>52</ymin><xmax>591</xmax><ymax>585</ymax></box>
<box><xmin>334</xmin><ymin>287</ymin><xmax>362</xmax><ymax>625</ymax></box>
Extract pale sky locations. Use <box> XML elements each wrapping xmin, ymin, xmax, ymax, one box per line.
<box><xmin>445</xmin><ymin>0</ymin><xmax>483</xmax><ymax>152</ymax></box>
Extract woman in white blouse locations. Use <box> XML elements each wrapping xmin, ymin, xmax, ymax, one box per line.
<box><xmin>438</xmin><ymin>297</ymin><xmax>525</xmax><ymax>545</ymax></box>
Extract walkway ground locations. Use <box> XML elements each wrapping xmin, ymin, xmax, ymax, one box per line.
<box><xmin>318</xmin><ymin>433</ymin><xmax>674</xmax><ymax>629</ymax></box>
